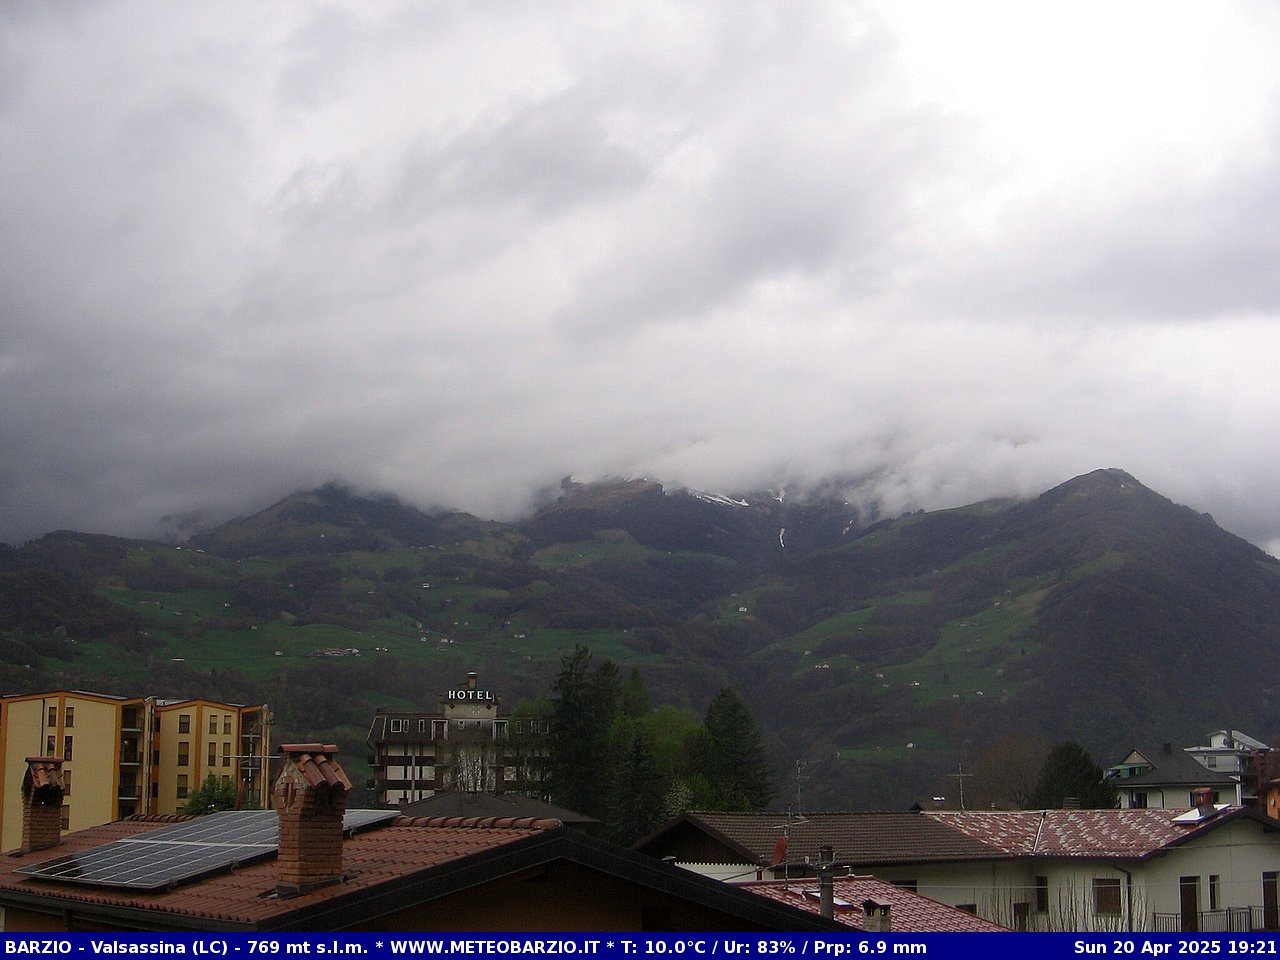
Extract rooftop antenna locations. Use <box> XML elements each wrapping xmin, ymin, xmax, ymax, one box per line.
<box><xmin>791</xmin><ymin>759</ymin><xmax>811</xmax><ymax>822</ymax></box>
<box><xmin>950</xmin><ymin>762</ymin><xmax>973</xmax><ymax>811</ymax></box>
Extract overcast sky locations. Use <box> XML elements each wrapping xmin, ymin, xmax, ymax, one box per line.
<box><xmin>3</xmin><ymin>1</ymin><xmax>1280</xmax><ymax>553</ymax></box>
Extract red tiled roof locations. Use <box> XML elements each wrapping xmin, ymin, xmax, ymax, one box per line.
<box><xmin>741</xmin><ymin>876</ymin><xmax>1009</xmax><ymax>933</ymax></box>
<box><xmin>925</xmin><ymin>807</ymin><xmax>1255</xmax><ymax>859</ymax></box>
<box><xmin>0</xmin><ymin>813</ymin><xmax>560</xmax><ymax>928</ymax></box>
<box><xmin>642</xmin><ymin>812</ymin><xmax>999</xmax><ymax>867</ymax></box>
<box><xmin>642</xmin><ymin>807</ymin><xmax>1272</xmax><ymax>871</ymax></box>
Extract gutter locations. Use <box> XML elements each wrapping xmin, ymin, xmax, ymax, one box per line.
<box><xmin>1115</xmin><ymin>864</ymin><xmax>1135</xmax><ymax>933</ymax></box>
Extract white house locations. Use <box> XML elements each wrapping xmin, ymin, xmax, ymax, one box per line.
<box><xmin>1107</xmin><ymin>743</ymin><xmax>1243</xmax><ymax>809</ymax></box>
<box><xmin>637</xmin><ymin>805</ymin><xmax>1280</xmax><ymax>932</ymax></box>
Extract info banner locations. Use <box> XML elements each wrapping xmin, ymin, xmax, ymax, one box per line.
<box><xmin>1</xmin><ymin>934</ymin><xmax>1277</xmax><ymax>960</ymax></box>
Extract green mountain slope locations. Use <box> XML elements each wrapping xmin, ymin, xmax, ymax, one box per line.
<box><xmin>3</xmin><ymin>468</ymin><xmax>1278</xmax><ymax>808</ymax></box>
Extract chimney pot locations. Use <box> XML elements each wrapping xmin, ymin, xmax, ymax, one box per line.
<box><xmin>862</xmin><ymin>899</ymin><xmax>892</xmax><ymax>933</ymax></box>
<box><xmin>21</xmin><ymin>757</ymin><xmax>65</xmax><ymax>853</ymax></box>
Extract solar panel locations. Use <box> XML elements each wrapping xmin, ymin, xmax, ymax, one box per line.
<box><xmin>16</xmin><ymin>809</ymin><xmax>399</xmax><ymax>890</ymax></box>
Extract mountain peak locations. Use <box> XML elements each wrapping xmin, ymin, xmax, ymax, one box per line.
<box><xmin>1038</xmin><ymin>468</ymin><xmax>1153</xmax><ymax>507</ymax></box>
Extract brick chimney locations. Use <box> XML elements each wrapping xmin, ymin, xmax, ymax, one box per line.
<box><xmin>274</xmin><ymin>744</ymin><xmax>351</xmax><ymax>897</ymax></box>
<box><xmin>21</xmin><ymin>757</ymin><xmax>65</xmax><ymax>853</ymax></box>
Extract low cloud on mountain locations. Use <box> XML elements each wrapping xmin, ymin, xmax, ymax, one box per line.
<box><xmin>3</xmin><ymin>2</ymin><xmax>1279</xmax><ymax>554</ymax></box>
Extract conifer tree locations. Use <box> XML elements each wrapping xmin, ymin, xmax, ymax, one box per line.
<box><xmin>605</xmin><ymin>722</ymin><xmax>668</xmax><ymax>845</ymax></box>
<box><xmin>547</xmin><ymin>645</ymin><xmax>620</xmax><ymax>819</ymax></box>
<box><xmin>697</xmin><ymin>687</ymin><xmax>773</xmax><ymax>811</ymax></box>
<box><xmin>1026</xmin><ymin>740</ymin><xmax>1118</xmax><ymax>809</ymax></box>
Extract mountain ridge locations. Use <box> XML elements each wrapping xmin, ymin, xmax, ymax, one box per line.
<box><xmin>3</xmin><ymin>467</ymin><xmax>1278</xmax><ymax>807</ymax></box>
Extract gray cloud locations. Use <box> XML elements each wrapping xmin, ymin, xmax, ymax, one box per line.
<box><xmin>3</xmin><ymin>0</ymin><xmax>1280</xmax><ymax>554</ymax></box>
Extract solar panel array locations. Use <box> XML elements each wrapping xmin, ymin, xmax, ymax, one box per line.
<box><xmin>16</xmin><ymin>808</ymin><xmax>399</xmax><ymax>890</ymax></box>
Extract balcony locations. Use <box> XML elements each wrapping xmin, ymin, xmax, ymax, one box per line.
<box><xmin>119</xmin><ymin>750</ymin><xmax>141</xmax><ymax>765</ymax></box>
<box><xmin>117</xmin><ymin>781</ymin><xmax>142</xmax><ymax>800</ymax></box>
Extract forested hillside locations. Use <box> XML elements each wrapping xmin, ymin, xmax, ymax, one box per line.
<box><xmin>4</xmin><ymin>469</ymin><xmax>1279</xmax><ymax>807</ymax></box>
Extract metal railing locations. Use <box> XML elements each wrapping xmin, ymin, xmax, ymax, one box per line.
<box><xmin>1153</xmin><ymin>907</ymin><xmax>1258</xmax><ymax>932</ymax></box>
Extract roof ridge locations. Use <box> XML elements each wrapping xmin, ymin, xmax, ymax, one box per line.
<box><xmin>393</xmin><ymin>815</ymin><xmax>563</xmax><ymax>831</ymax></box>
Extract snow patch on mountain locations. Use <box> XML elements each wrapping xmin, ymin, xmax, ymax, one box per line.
<box><xmin>688</xmin><ymin>490</ymin><xmax>750</xmax><ymax>508</ymax></box>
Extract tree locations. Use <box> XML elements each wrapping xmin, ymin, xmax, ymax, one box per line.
<box><xmin>693</xmin><ymin>687</ymin><xmax>773</xmax><ymax>811</ymax></box>
<box><xmin>506</xmin><ymin>696</ymin><xmax>553</xmax><ymax>799</ymax></box>
<box><xmin>547</xmin><ymin>645</ymin><xmax>621</xmax><ymax>819</ymax></box>
<box><xmin>182</xmin><ymin>774</ymin><xmax>238</xmax><ymax>815</ymax></box>
<box><xmin>604</xmin><ymin>721</ymin><xmax>668</xmax><ymax>845</ymax></box>
<box><xmin>967</xmin><ymin>733</ymin><xmax>1053</xmax><ymax>809</ymax></box>
<box><xmin>619</xmin><ymin>667</ymin><xmax>652</xmax><ymax>719</ymax></box>
<box><xmin>1026</xmin><ymin>741</ymin><xmax>1118</xmax><ymax>809</ymax></box>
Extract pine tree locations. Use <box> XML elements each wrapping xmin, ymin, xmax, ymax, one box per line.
<box><xmin>698</xmin><ymin>687</ymin><xmax>773</xmax><ymax>811</ymax></box>
<box><xmin>1026</xmin><ymin>740</ymin><xmax>1118</xmax><ymax>809</ymax></box>
<box><xmin>619</xmin><ymin>667</ymin><xmax>652</xmax><ymax>719</ymax></box>
<box><xmin>547</xmin><ymin>645</ymin><xmax>620</xmax><ymax>819</ymax></box>
<box><xmin>605</xmin><ymin>722</ymin><xmax>668</xmax><ymax>845</ymax></box>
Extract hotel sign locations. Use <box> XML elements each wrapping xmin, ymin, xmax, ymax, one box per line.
<box><xmin>447</xmin><ymin>689</ymin><xmax>495</xmax><ymax>702</ymax></box>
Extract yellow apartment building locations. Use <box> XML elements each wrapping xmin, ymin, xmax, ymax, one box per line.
<box><xmin>0</xmin><ymin>691</ymin><xmax>271</xmax><ymax>852</ymax></box>
<box><xmin>151</xmin><ymin>698</ymin><xmax>271</xmax><ymax>815</ymax></box>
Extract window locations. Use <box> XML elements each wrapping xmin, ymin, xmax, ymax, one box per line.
<box><xmin>65</xmin><ymin>707</ymin><xmax>74</xmax><ymax>728</ymax></box>
<box><xmin>1210</xmin><ymin>875</ymin><xmax>1221</xmax><ymax>911</ymax></box>
<box><xmin>223</xmin><ymin>742</ymin><xmax>231</xmax><ymax>766</ymax></box>
<box><xmin>418</xmin><ymin>719</ymin><xmax>426</xmax><ymax>733</ymax></box>
<box><xmin>1012</xmin><ymin>901</ymin><xmax>1030</xmax><ymax>931</ymax></box>
<box><xmin>177</xmin><ymin>742</ymin><xmax>189</xmax><ymax>767</ymax></box>
<box><xmin>223</xmin><ymin>717</ymin><xmax>232</xmax><ymax>735</ymax></box>
<box><xmin>208</xmin><ymin>742</ymin><xmax>217</xmax><ymax>766</ymax></box>
<box><xmin>493</xmin><ymin>720</ymin><xmax>508</xmax><ymax>740</ymax></box>
<box><xmin>432</xmin><ymin>720</ymin><xmax>447</xmax><ymax>740</ymax></box>
<box><xmin>63</xmin><ymin>736</ymin><xmax>73</xmax><ymax>761</ymax></box>
<box><xmin>63</xmin><ymin>770</ymin><xmax>72</xmax><ymax>796</ymax></box>
<box><xmin>178</xmin><ymin>714</ymin><xmax>190</xmax><ymax>734</ymax></box>
<box><xmin>209</xmin><ymin>717</ymin><xmax>218</xmax><ymax>734</ymax></box>
<box><xmin>390</xmin><ymin>718</ymin><xmax>407</xmax><ymax>733</ymax></box>
<box><xmin>152</xmin><ymin>750</ymin><xmax>160</xmax><ymax>766</ymax></box>
<box><xmin>1132</xmin><ymin>792</ymin><xmax>1148</xmax><ymax>809</ymax></box>
<box><xmin>1093</xmin><ymin>878</ymin><xmax>1122</xmax><ymax>915</ymax></box>
<box><xmin>176</xmin><ymin>774</ymin><xmax>189</xmax><ymax>799</ymax></box>
<box><xmin>1034</xmin><ymin>876</ymin><xmax>1049</xmax><ymax>912</ymax></box>
<box><xmin>47</xmin><ymin>706</ymin><xmax>57</xmax><ymax>727</ymax></box>
<box><xmin>891</xmin><ymin>879</ymin><xmax>918</xmax><ymax>892</ymax></box>
<box><xmin>1206</xmin><ymin>756</ymin><xmax>1218</xmax><ymax>769</ymax></box>
<box><xmin>46</xmin><ymin>735</ymin><xmax>55</xmax><ymax>755</ymax></box>
<box><xmin>60</xmin><ymin>806</ymin><xmax>70</xmax><ymax>831</ymax></box>
<box><xmin>956</xmin><ymin>903</ymin><xmax>977</xmax><ymax>914</ymax></box>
